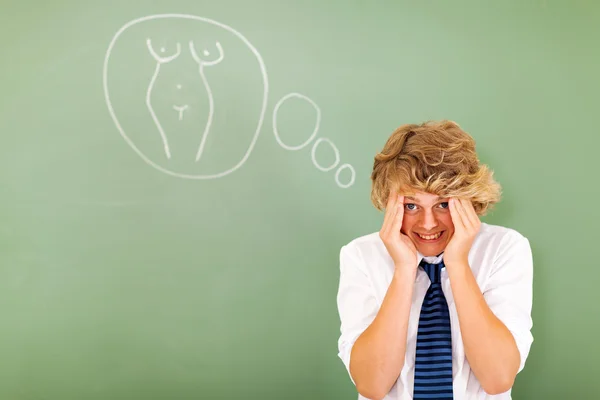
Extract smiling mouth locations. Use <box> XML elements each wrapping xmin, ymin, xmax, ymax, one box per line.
<box><xmin>414</xmin><ymin>231</ymin><xmax>445</xmax><ymax>243</ymax></box>
<box><xmin>173</xmin><ymin>104</ymin><xmax>189</xmax><ymax>121</ymax></box>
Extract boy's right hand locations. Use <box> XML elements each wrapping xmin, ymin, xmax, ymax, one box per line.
<box><xmin>379</xmin><ymin>192</ymin><xmax>418</xmax><ymax>273</ymax></box>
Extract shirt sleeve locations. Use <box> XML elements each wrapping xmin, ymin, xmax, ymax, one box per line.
<box><xmin>336</xmin><ymin>243</ymin><xmax>379</xmax><ymax>384</ymax></box>
<box><xmin>483</xmin><ymin>232</ymin><xmax>534</xmax><ymax>373</ymax></box>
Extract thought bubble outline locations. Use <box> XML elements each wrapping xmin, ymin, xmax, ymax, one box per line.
<box><xmin>103</xmin><ymin>14</ymin><xmax>269</xmax><ymax>179</ymax></box>
<box><xmin>273</xmin><ymin>92</ymin><xmax>321</xmax><ymax>151</ymax></box>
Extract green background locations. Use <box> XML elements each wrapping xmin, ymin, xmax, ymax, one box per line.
<box><xmin>1</xmin><ymin>1</ymin><xmax>598</xmax><ymax>399</ymax></box>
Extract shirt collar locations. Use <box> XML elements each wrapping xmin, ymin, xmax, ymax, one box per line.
<box><xmin>417</xmin><ymin>250</ymin><xmax>444</xmax><ymax>265</ymax></box>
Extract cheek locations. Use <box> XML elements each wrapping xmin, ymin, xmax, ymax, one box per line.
<box><xmin>441</xmin><ymin>214</ymin><xmax>454</xmax><ymax>231</ymax></box>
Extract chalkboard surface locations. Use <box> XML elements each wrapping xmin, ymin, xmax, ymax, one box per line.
<box><xmin>1</xmin><ymin>1</ymin><xmax>598</xmax><ymax>399</ymax></box>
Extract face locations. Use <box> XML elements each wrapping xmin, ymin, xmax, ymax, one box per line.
<box><xmin>400</xmin><ymin>191</ymin><xmax>455</xmax><ymax>257</ymax></box>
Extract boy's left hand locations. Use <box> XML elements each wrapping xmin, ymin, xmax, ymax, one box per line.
<box><xmin>444</xmin><ymin>198</ymin><xmax>481</xmax><ymax>266</ymax></box>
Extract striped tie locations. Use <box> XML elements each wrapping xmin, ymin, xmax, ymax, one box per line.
<box><xmin>413</xmin><ymin>259</ymin><xmax>454</xmax><ymax>399</ymax></box>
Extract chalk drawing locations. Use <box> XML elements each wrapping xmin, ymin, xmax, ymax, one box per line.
<box><xmin>146</xmin><ymin>39</ymin><xmax>182</xmax><ymax>159</ymax></box>
<box><xmin>104</xmin><ymin>14</ymin><xmax>354</xmax><ymax>188</ymax></box>
<box><xmin>273</xmin><ymin>92</ymin><xmax>355</xmax><ymax>188</ymax></box>
<box><xmin>146</xmin><ymin>38</ymin><xmax>223</xmax><ymax>159</ymax></box>
<box><xmin>189</xmin><ymin>40</ymin><xmax>224</xmax><ymax>162</ymax></box>
<box><xmin>173</xmin><ymin>104</ymin><xmax>189</xmax><ymax>121</ymax></box>
<box><xmin>273</xmin><ymin>93</ymin><xmax>321</xmax><ymax>151</ymax></box>
<box><xmin>103</xmin><ymin>14</ymin><xmax>268</xmax><ymax>179</ymax></box>
<box><xmin>311</xmin><ymin>137</ymin><xmax>339</xmax><ymax>172</ymax></box>
<box><xmin>335</xmin><ymin>164</ymin><xmax>356</xmax><ymax>189</ymax></box>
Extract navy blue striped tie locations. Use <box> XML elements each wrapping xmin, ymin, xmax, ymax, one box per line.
<box><xmin>413</xmin><ymin>259</ymin><xmax>454</xmax><ymax>399</ymax></box>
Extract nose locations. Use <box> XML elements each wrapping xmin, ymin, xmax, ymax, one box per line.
<box><xmin>419</xmin><ymin>209</ymin><xmax>438</xmax><ymax>232</ymax></box>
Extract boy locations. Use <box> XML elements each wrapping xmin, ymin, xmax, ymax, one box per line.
<box><xmin>336</xmin><ymin>120</ymin><xmax>533</xmax><ymax>399</ymax></box>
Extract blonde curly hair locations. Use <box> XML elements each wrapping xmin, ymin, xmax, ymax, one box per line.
<box><xmin>370</xmin><ymin>120</ymin><xmax>502</xmax><ymax>216</ymax></box>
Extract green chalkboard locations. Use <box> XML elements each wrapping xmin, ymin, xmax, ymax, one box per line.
<box><xmin>1</xmin><ymin>1</ymin><xmax>599</xmax><ymax>399</ymax></box>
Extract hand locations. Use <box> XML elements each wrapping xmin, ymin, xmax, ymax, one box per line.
<box><xmin>444</xmin><ymin>197</ymin><xmax>481</xmax><ymax>266</ymax></box>
<box><xmin>379</xmin><ymin>192</ymin><xmax>418</xmax><ymax>273</ymax></box>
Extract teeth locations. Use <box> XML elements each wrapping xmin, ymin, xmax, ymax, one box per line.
<box><xmin>418</xmin><ymin>232</ymin><xmax>442</xmax><ymax>240</ymax></box>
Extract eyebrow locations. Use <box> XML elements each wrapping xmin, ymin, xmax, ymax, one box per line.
<box><xmin>404</xmin><ymin>196</ymin><xmax>447</xmax><ymax>203</ymax></box>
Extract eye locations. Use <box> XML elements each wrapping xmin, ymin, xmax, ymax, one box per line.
<box><xmin>439</xmin><ymin>202</ymin><xmax>449</xmax><ymax>209</ymax></box>
<box><xmin>405</xmin><ymin>203</ymin><xmax>417</xmax><ymax>211</ymax></box>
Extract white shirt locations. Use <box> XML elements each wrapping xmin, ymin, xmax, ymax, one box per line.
<box><xmin>336</xmin><ymin>222</ymin><xmax>534</xmax><ymax>400</ymax></box>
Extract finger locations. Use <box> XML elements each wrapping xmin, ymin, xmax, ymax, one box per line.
<box><xmin>382</xmin><ymin>191</ymin><xmax>399</xmax><ymax>230</ymax></box>
<box><xmin>460</xmin><ymin>198</ymin><xmax>479</xmax><ymax>229</ymax></box>
<box><xmin>391</xmin><ymin>195</ymin><xmax>405</xmax><ymax>235</ymax></box>
<box><xmin>450</xmin><ymin>198</ymin><xmax>466</xmax><ymax>231</ymax></box>
<box><xmin>456</xmin><ymin>199</ymin><xmax>470</xmax><ymax>229</ymax></box>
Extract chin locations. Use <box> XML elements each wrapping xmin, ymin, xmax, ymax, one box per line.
<box><xmin>419</xmin><ymin>248</ymin><xmax>445</xmax><ymax>257</ymax></box>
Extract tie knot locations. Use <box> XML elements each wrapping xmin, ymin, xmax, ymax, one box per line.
<box><xmin>420</xmin><ymin>260</ymin><xmax>445</xmax><ymax>284</ymax></box>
